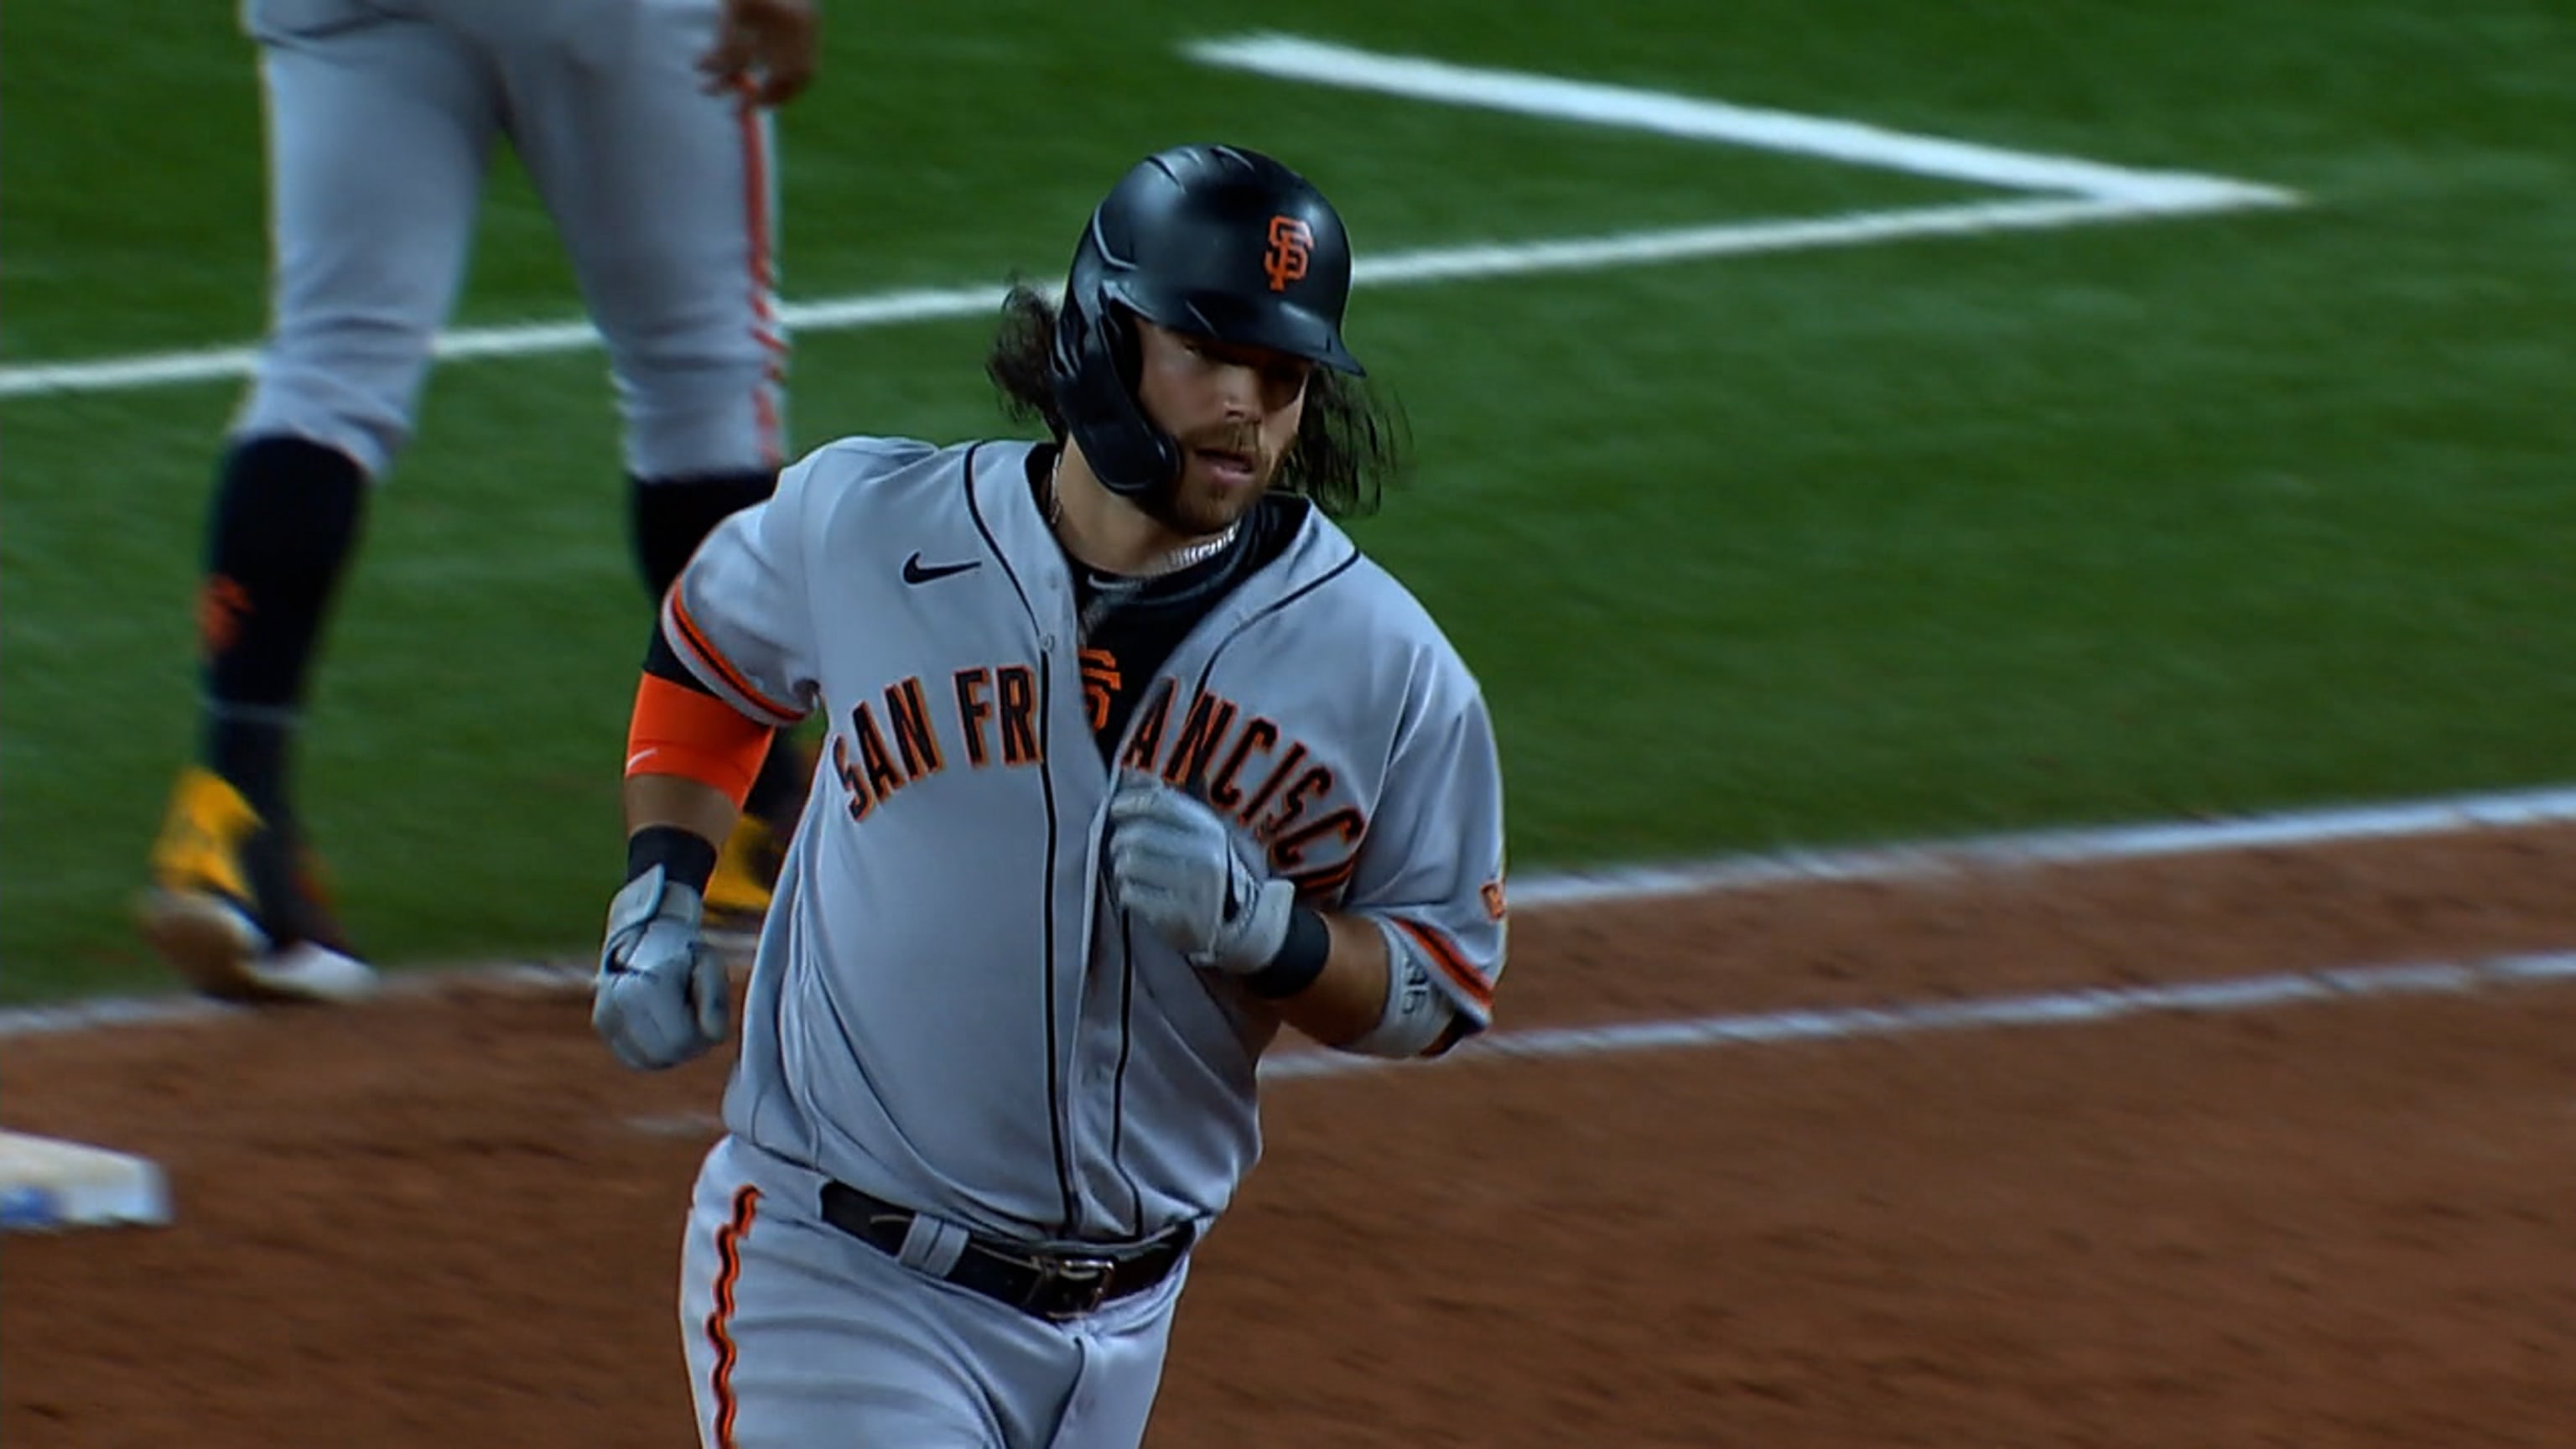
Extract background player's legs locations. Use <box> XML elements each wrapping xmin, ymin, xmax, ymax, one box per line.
<box><xmin>143</xmin><ymin>5</ymin><xmax>500</xmax><ymax>1002</ymax></box>
<box><xmin>496</xmin><ymin>0</ymin><xmax>803</xmax><ymax>921</ymax></box>
<box><xmin>489</xmin><ymin>0</ymin><xmax>787</xmax><ymax>506</ymax></box>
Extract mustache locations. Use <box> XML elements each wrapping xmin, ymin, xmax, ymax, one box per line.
<box><xmin>1179</xmin><ymin>423</ymin><xmax>1266</xmax><ymax>464</ymax></box>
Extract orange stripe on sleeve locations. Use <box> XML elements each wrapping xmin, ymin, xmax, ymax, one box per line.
<box><xmin>1393</xmin><ymin>918</ymin><xmax>1494</xmax><ymax>1013</ymax></box>
<box><xmin>704</xmin><ymin>1184</ymin><xmax>761</xmax><ymax>1449</ymax></box>
<box><xmin>628</xmin><ymin>672</ymin><xmax>775</xmax><ymax>808</ymax></box>
<box><xmin>667</xmin><ymin>588</ymin><xmax>802</xmax><ymax>723</ymax></box>
<box><xmin>736</xmin><ymin>99</ymin><xmax>786</xmax><ymax>468</ymax></box>
<box><xmin>1287</xmin><ymin>857</ymin><xmax>1360</xmax><ymax>901</ymax></box>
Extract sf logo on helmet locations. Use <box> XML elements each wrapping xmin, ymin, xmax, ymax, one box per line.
<box><xmin>1262</xmin><ymin>215</ymin><xmax>1313</xmax><ymax>292</ymax></box>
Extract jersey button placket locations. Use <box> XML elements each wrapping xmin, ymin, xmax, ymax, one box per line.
<box><xmin>1041</xmin><ymin>569</ymin><xmax>1067</xmax><ymax>657</ymax></box>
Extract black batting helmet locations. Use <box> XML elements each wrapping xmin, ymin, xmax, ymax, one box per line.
<box><xmin>1050</xmin><ymin>144</ymin><xmax>1363</xmax><ymax>503</ymax></box>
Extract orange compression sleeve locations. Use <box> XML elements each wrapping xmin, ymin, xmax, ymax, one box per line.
<box><xmin>625</xmin><ymin>672</ymin><xmax>774</xmax><ymax>808</ymax></box>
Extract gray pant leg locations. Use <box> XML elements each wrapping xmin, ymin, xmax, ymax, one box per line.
<box><xmin>1044</xmin><ymin>1262</ymin><xmax>1191</xmax><ymax>1449</ymax></box>
<box><xmin>679</xmin><ymin>1136</ymin><xmax>1188</xmax><ymax>1449</ymax></box>
<box><xmin>680</xmin><ymin>1138</ymin><xmax>1025</xmax><ymax>1447</ymax></box>
<box><xmin>496</xmin><ymin>0</ymin><xmax>788</xmax><ymax>480</ymax></box>
<box><xmin>236</xmin><ymin>4</ymin><xmax>500</xmax><ymax>478</ymax></box>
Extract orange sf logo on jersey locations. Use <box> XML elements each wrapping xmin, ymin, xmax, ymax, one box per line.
<box><xmin>1079</xmin><ymin>648</ymin><xmax>1121</xmax><ymax>732</ymax></box>
<box><xmin>1261</xmin><ymin>216</ymin><xmax>1312</xmax><ymax>293</ymax></box>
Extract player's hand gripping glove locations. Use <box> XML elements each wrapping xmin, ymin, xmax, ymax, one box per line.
<box><xmin>593</xmin><ymin>865</ymin><xmax>730</xmax><ymax>1071</ymax></box>
<box><xmin>1107</xmin><ymin>772</ymin><xmax>1297</xmax><ymax>974</ymax></box>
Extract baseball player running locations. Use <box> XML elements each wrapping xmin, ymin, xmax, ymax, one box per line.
<box><xmin>595</xmin><ymin>143</ymin><xmax>1511</xmax><ymax>1447</ymax></box>
<box><xmin>138</xmin><ymin>0</ymin><xmax>822</xmax><ymax>1003</ymax></box>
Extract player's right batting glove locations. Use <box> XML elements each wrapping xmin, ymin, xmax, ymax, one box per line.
<box><xmin>1106</xmin><ymin>771</ymin><xmax>1298</xmax><ymax>974</ymax></box>
<box><xmin>593</xmin><ymin>865</ymin><xmax>730</xmax><ymax>1071</ymax></box>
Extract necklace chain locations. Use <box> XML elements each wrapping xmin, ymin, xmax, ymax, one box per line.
<box><xmin>1047</xmin><ymin>456</ymin><xmax>1239</xmax><ymax>579</ymax></box>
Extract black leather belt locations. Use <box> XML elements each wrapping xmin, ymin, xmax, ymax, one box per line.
<box><xmin>818</xmin><ymin>1181</ymin><xmax>1194</xmax><ymax>1322</ymax></box>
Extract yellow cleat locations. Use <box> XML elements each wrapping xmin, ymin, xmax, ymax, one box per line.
<box><xmin>704</xmin><ymin>813</ymin><xmax>783</xmax><ymax>929</ymax></box>
<box><xmin>136</xmin><ymin>767</ymin><xmax>377</xmax><ymax>1005</ymax></box>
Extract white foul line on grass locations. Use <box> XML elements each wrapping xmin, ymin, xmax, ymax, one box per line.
<box><xmin>0</xmin><ymin>284</ymin><xmax>1014</xmax><ymax>401</ymax></box>
<box><xmin>4</xmin><ymin>781</ymin><xmax>2574</xmax><ymax>1041</ymax></box>
<box><xmin>0</xmin><ymin>35</ymin><xmax>2297</xmax><ymax>402</ymax></box>
<box><xmin>1186</xmin><ymin>34</ymin><xmax>2295</xmax><ymax>210</ymax></box>
<box><xmin>0</xmin><ymin>199</ymin><xmax>2234</xmax><ymax>402</ymax></box>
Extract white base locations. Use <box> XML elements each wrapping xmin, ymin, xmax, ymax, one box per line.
<box><xmin>0</xmin><ymin>1129</ymin><xmax>171</xmax><ymax>1231</ymax></box>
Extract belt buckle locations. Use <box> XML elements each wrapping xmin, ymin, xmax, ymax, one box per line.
<box><xmin>1028</xmin><ymin>1254</ymin><xmax>1118</xmax><ymax>1322</ymax></box>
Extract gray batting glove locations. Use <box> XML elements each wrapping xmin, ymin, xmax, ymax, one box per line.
<box><xmin>1106</xmin><ymin>772</ymin><xmax>1296</xmax><ymax>974</ymax></box>
<box><xmin>593</xmin><ymin>865</ymin><xmax>730</xmax><ymax>1071</ymax></box>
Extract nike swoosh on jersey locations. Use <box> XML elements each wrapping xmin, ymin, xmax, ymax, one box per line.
<box><xmin>902</xmin><ymin>552</ymin><xmax>982</xmax><ymax>584</ymax></box>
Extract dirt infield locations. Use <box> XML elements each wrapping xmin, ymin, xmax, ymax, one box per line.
<box><xmin>8</xmin><ymin>823</ymin><xmax>2576</xmax><ymax>1447</ymax></box>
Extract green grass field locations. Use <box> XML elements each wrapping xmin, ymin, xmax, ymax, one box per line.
<box><xmin>4</xmin><ymin>0</ymin><xmax>2572</xmax><ymax>1002</ymax></box>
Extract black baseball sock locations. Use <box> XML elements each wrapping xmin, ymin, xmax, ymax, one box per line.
<box><xmin>628</xmin><ymin>470</ymin><xmax>777</xmax><ymax>600</ymax></box>
<box><xmin>743</xmin><ymin>730</ymin><xmax>811</xmax><ymax>828</ymax></box>
<box><xmin>198</xmin><ymin>434</ymin><xmax>367</xmax><ymax>822</ymax></box>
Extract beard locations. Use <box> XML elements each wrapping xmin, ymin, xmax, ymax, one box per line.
<box><xmin>1143</xmin><ymin>423</ymin><xmax>1275</xmax><ymax>537</ymax></box>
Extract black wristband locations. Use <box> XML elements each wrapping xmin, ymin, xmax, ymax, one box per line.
<box><xmin>1244</xmin><ymin>906</ymin><xmax>1332</xmax><ymax>1000</ymax></box>
<box><xmin>626</xmin><ymin>824</ymin><xmax>719</xmax><ymax>895</ymax></box>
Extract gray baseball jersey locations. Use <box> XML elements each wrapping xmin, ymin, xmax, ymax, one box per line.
<box><xmin>236</xmin><ymin>0</ymin><xmax>784</xmax><ymax>480</ymax></box>
<box><xmin>670</xmin><ymin>433</ymin><xmax>1507</xmax><ymax>1232</ymax></box>
<box><xmin>661</xmin><ymin>434</ymin><xmax>1508</xmax><ymax>1444</ymax></box>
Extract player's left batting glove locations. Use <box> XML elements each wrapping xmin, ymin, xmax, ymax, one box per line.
<box><xmin>1106</xmin><ymin>772</ymin><xmax>1296</xmax><ymax>974</ymax></box>
<box><xmin>593</xmin><ymin>865</ymin><xmax>731</xmax><ymax>1072</ymax></box>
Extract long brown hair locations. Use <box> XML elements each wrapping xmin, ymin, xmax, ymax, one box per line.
<box><xmin>984</xmin><ymin>283</ymin><xmax>1410</xmax><ymax>519</ymax></box>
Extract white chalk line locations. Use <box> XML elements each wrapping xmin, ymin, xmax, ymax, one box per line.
<box><xmin>601</xmin><ymin>948</ymin><xmax>2576</xmax><ymax>1140</ymax></box>
<box><xmin>0</xmin><ymin>36</ymin><xmax>2295</xmax><ymax>402</ymax></box>
<box><xmin>1512</xmin><ymin>781</ymin><xmax>2576</xmax><ymax>908</ymax></box>
<box><xmin>0</xmin><ymin>197</ymin><xmax>2255</xmax><ymax>402</ymax></box>
<box><xmin>5</xmin><ymin>780</ymin><xmax>2573</xmax><ymax>1041</ymax></box>
<box><xmin>1185</xmin><ymin>34</ymin><xmax>2295</xmax><ymax>211</ymax></box>
<box><xmin>1257</xmin><ymin>949</ymin><xmax>2576</xmax><ymax>1083</ymax></box>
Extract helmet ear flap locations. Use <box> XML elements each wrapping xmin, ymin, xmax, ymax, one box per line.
<box><xmin>1050</xmin><ymin>285</ymin><xmax>1178</xmax><ymax>498</ymax></box>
